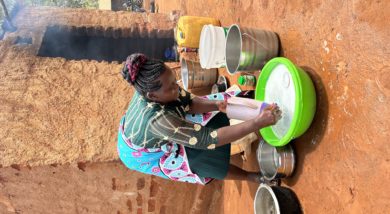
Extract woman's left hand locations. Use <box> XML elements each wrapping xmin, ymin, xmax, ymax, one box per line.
<box><xmin>216</xmin><ymin>100</ymin><xmax>227</xmax><ymax>113</ymax></box>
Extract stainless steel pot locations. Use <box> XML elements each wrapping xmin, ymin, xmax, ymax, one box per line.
<box><xmin>225</xmin><ymin>24</ymin><xmax>279</xmax><ymax>74</ymax></box>
<box><xmin>181</xmin><ymin>58</ymin><xmax>218</xmax><ymax>90</ymax></box>
<box><xmin>257</xmin><ymin>140</ymin><xmax>295</xmax><ymax>180</ymax></box>
<box><xmin>254</xmin><ymin>184</ymin><xmax>302</xmax><ymax>214</ymax></box>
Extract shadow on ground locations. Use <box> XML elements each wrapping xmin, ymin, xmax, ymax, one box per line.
<box><xmin>284</xmin><ymin>66</ymin><xmax>329</xmax><ymax>186</ymax></box>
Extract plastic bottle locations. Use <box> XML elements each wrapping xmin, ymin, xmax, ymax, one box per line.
<box><xmin>226</xmin><ymin>97</ymin><xmax>270</xmax><ymax>121</ymax></box>
<box><xmin>238</xmin><ymin>75</ymin><xmax>256</xmax><ymax>87</ymax></box>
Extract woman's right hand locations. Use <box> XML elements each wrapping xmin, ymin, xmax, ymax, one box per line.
<box><xmin>216</xmin><ymin>103</ymin><xmax>282</xmax><ymax>146</ymax></box>
<box><xmin>255</xmin><ymin>103</ymin><xmax>282</xmax><ymax>128</ymax></box>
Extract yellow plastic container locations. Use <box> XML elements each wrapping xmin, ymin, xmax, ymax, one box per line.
<box><xmin>176</xmin><ymin>16</ymin><xmax>221</xmax><ymax>48</ymax></box>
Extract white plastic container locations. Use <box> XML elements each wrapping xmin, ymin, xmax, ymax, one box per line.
<box><xmin>199</xmin><ymin>25</ymin><xmax>227</xmax><ymax>69</ymax></box>
<box><xmin>226</xmin><ymin>97</ymin><xmax>269</xmax><ymax>121</ymax></box>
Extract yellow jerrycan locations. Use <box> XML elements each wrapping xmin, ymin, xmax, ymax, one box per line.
<box><xmin>176</xmin><ymin>16</ymin><xmax>221</xmax><ymax>48</ymax></box>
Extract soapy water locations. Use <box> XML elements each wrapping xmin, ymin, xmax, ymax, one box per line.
<box><xmin>264</xmin><ymin>64</ymin><xmax>296</xmax><ymax>139</ymax></box>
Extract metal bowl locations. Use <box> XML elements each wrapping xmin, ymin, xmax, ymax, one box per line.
<box><xmin>257</xmin><ymin>140</ymin><xmax>295</xmax><ymax>180</ymax></box>
<box><xmin>254</xmin><ymin>184</ymin><xmax>302</xmax><ymax>214</ymax></box>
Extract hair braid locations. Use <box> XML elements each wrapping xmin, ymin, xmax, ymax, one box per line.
<box><xmin>121</xmin><ymin>53</ymin><xmax>166</xmax><ymax>96</ymax></box>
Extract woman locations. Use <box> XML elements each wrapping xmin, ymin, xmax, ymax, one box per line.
<box><xmin>118</xmin><ymin>53</ymin><xmax>281</xmax><ymax>185</ymax></box>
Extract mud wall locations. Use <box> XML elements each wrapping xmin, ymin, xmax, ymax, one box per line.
<box><xmin>0</xmin><ymin>6</ymin><xmax>175</xmax><ymax>167</ymax></box>
<box><xmin>0</xmin><ymin>161</ymin><xmax>223</xmax><ymax>213</ymax></box>
<box><xmin>0</xmin><ymin>6</ymin><xmax>224</xmax><ymax>214</ymax></box>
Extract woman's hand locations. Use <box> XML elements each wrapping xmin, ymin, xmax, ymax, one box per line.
<box><xmin>255</xmin><ymin>103</ymin><xmax>282</xmax><ymax>128</ymax></box>
<box><xmin>216</xmin><ymin>100</ymin><xmax>228</xmax><ymax>113</ymax></box>
<box><xmin>216</xmin><ymin>103</ymin><xmax>281</xmax><ymax>146</ymax></box>
<box><xmin>190</xmin><ymin>97</ymin><xmax>228</xmax><ymax>114</ymax></box>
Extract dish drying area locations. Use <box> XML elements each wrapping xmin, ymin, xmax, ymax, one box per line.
<box><xmin>157</xmin><ymin>0</ymin><xmax>389</xmax><ymax>213</ymax></box>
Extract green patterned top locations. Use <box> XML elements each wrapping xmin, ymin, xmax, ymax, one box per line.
<box><xmin>123</xmin><ymin>88</ymin><xmax>218</xmax><ymax>150</ymax></box>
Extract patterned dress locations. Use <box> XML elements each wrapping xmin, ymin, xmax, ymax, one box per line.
<box><xmin>118</xmin><ymin>87</ymin><xmax>232</xmax><ymax>182</ymax></box>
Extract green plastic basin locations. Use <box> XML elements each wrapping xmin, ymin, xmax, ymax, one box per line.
<box><xmin>255</xmin><ymin>57</ymin><xmax>316</xmax><ymax>146</ymax></box>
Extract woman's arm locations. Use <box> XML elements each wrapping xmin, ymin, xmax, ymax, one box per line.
<box><xmin>149</xmin><ymin>102</ymin><xmax>280</xmax><ymax>150</ymax></box>
<box><xmin>188</xmin><ymin>96</ymin><xmax>281</xmax><ymax>146</ymax></box>
<box><xmin>189</xmin><ymin>96</ymin><xmax>226</xmax><ymax>114</ymax></box>
<box><xmin>216</xmin><ymin>104</ymin><xmax>280</xmax><ymax>146</ymax></box>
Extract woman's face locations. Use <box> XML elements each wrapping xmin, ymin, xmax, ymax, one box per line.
<box><xmin>147</xmin><ymin>66</ymin><xmax>179</xmax><ymax>104</ymax></box>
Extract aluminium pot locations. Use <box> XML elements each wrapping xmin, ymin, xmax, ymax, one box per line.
<box><xmin>254</xmin><ymin>184</ymin><xmax>302</xmax><ymax>214</ymax></box>
<box><xmin>257</xmin><ymin>140</ymin><xmax>295</xmax><ymax>180</ymax></box>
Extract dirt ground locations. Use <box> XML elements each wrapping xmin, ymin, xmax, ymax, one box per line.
<box><xmin>155</xmin><ymin>0</ymin><xmax>390</xmax><ymax>213</ymax></box>
<box><xmin>0</xmin><ymin>161</ymin><xmax>225</xmax><ymax>214</ymax></box>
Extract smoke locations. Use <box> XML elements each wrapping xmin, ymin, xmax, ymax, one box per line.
<box><xmin>38</xmin><ymin>25</ymin><xmax>175</xmax><ymax>63</ymax></box>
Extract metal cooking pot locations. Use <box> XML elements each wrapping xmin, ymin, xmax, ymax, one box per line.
<box><xmin>257</xmin><ymin>140</ymin><xmax>295</xmax><ymax>180</ymax></box>
<box><xmin>181</xmin><ymin>58</ymin><xmax>218</xmax><ymax>90</ymax></box>
<box><xmin>225</xmin><ymin>24</ymin><xmax>279</xmax><ymax>74</ymax></box>
<box><xmin>254</xmin><ymin>184</ymin><xmax>302</xmax><ymax>214</ymax></box>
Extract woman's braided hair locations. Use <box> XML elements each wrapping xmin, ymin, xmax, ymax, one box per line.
<box><xmin>121</xmin><ymin>53</ymin><xmax>166</xmax><ymax>96</ymax></box>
